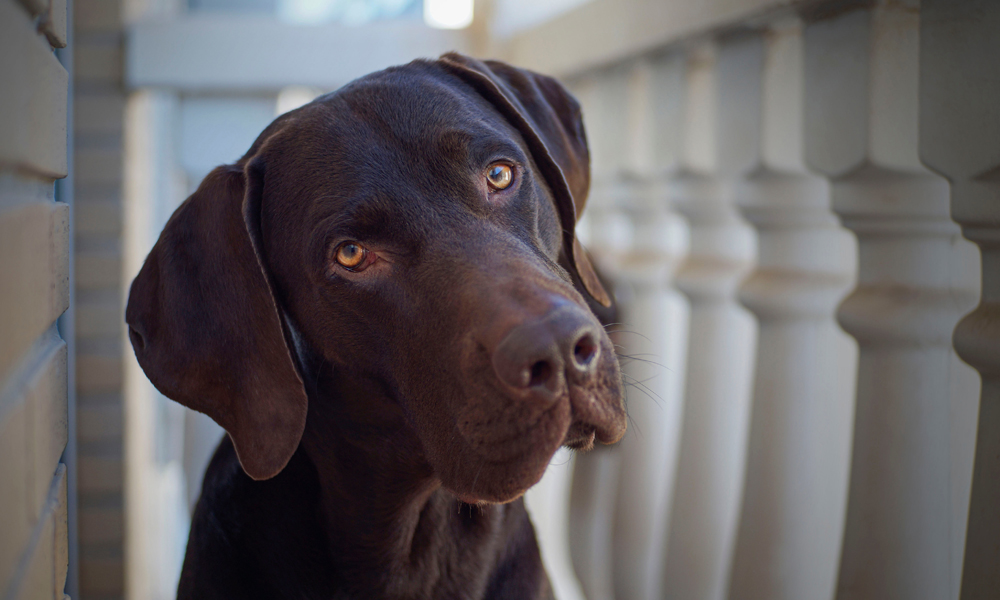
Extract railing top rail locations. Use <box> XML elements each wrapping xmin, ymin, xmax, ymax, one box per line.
<box><xmin>497</xmin><ymin>0</ymin><xmax>868</xmax><ymax>79</ymax></box>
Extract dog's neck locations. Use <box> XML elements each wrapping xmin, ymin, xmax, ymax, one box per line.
<box><xmin>290</xmin><ymin>330</ymin><xmax>515</xmax><ymax>596</ymax></box>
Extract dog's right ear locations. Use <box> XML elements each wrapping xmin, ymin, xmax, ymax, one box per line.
<box><xmin>125</xmin><ymin>164</ymin><xmax>307</xmax><ymax>481</ymax></box>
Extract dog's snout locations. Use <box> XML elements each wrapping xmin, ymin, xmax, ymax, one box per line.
<box><xmin>492</xmin><ymin>305</ymin><xmax>602</xmax><ymax>401</ymax></box>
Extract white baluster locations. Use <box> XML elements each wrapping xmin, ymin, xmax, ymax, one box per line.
<box><xmin>566</xmin><ymin>446</ymin><xmax>619</xmax><ymax>600</ymax></box>
<box><xmin>804</xmin><ymin>3</ymin><xmax>981</xmax><ymax>599</ymax></box>
<box><xmin>724</xmin><ymin>22</ymin><xmax>859</xmax><ymax>600</ymax></box>
<box><xmin>920</xmin><ymin>1</ymin><xmax>999</xmax><ymax>598</ymax></box>
<box><xmin>606</xmin><ymin>61</ymin><xmax>691</xmax><ymax>600</ymax></box>
<box><xmin>565</xmin><ymin>72</ymin><xmax>630</xmax><ymax>600</ymax></box>
<box><xmin>525</xmin><ymin>447</ymin><xmax>587</xmax><ymax>600</ymax></box>
<box><xmin>123</xmin><ymin>89</ymin><xmax>193</xmax><ymax>600</ymax></box>
<box><xmin>661</xmin><ymin>44</ymin><xmax>758</xmax><ymax>600</ymax></box>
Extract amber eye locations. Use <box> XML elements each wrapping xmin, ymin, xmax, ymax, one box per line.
<box><xmin>486</xmin><ymin>163</ymin><xmax>513</xmax><ymax>190</ymax></box>
<box><xmin>333</xmin><ymin>242</ymin><xmax>369</xmax><ymax>271</ymax></box>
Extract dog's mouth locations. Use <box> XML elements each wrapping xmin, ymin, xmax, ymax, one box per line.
<box><xmin>456</xmin><ymin>389</ymin><xmax>570</xmax><ymax>462</ymax></box>
<box><xmin>562</xmin><ymin>421</ymin><xmax>597</xmax><ymax>451</ymax></box>
<box><xmin>454</xmin><ymin>377</ymin><xmax>623</xmax><ymax>455</ymax></box>
<box><xmin>441</xmin><ymin>385</ymin><xmax>621</xmax><ymax>504</ymax></box>
<box><xmin>430</xmin><ymin>302</ymin><xmax>627</xmax><ymax>504</ymax></box>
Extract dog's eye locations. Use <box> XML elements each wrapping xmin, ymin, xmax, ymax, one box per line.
<box><xmin>486</xmin><ymin>163</ymin><xmax>513</xmax><ymax>190</ymax></box>
<box><xmin>333</xmin><ymin>242</ymin><xmax>370</xmax><ymax>271</ymax></box>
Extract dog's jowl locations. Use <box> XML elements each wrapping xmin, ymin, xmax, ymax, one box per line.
<box><xmin>126</xmin><ymin>53</ymin><xmax>626</xmax><ymax>600</ymax></box>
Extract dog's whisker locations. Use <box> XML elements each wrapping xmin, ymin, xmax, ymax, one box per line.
<box><xmin>616</xmin><ymin>353</ymin><xmax>672</xmax><ymax>373</ymax></box>
<box><xmin>623</xmin><ymin>408</ymin><xmax>643</xmax><ymax>441</ymax></box>
<box><xmin>628</xmin><ymin>415</ymin><xmax>641</xmax><ymax>439</ymax></box>
<box><xmin>622</xmin><ymin>373</ymin><xmax>658</xmax><ymax>394</ymax></box>
<box><xmin>602</xmin><ymin>321</ymin><xmax>646</xmax><ymax>329</ymax></box>
<box><xmin>619</xmin><ymin>357</ymin><xmax>675</xmax><ymax>373</ymax></box>
<box><xmin>621</xmin><ymin>371</ymin><xmax>662</xmax><ymax>395</ymax></box>
<box><xmin>469</xmin><ymin>459</ymin><xmax>486</xmax><ymax>502</ymax></box>
<box><xmin>550</xmin><ymin>451</ymin><xmax>573</xmax><ymax>467</ymax></box>
<box><xmin>608</xmin><ymin>329</ymin><xmax>654</xmax><ymax>344</ymax></box>
<box><xmin>621</xmin><ymin>375</ymin><xmax>664</xmax><ymax>407</ymax></box>
<box><xmin>622</xmin><ymin>371</ymin><xmax>662</xmax><ymax>386</ymax></box>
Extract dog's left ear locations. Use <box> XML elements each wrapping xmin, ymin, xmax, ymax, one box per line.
<box><xmin>125</xmin><ymin>160</ymin><xmax>307</xmax><ymax>481</ymax></box>
<box><xmin>439</xmin><ymin>53</ymin><xmax>613</xmax><ymax>313</ymax></box>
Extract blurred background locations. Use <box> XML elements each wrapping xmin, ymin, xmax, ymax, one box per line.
<box><xmin>3</xmin><ymin>1</ymin><xmax>1000</xmax><ymax>600</ymax></box>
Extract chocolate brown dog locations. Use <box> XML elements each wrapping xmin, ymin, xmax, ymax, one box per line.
<box><xmin>126</xmin><ymin>53</ymin><xmax>626</xmax><ymax>599</ymax></box>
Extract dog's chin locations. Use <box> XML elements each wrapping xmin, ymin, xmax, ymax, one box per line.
<box><xmin>444</xmin><ymin>406</ymin><xmax>570</xmax><ymax>504</ymax></box>
<box><xmin>446</xmin><ymin>425</ymin><xmax>601</xmax><ymax>504</ymax></box>
<box><xmin>445</xmin><ymin>452</ymin><xmax>554</xmax><ymax>505</ymax></box>
<box><xmin>443</xmin><ymin>409</ymin><xmax>613</xmax><ymax>504</ymax></box>
<box><xmin>439</xmin><ymin>356</ymin><xmax>627</xmax><ymax>503</ymax></box>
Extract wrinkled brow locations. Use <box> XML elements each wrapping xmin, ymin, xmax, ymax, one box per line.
<box><xmin>433</xmin><ymin>128</ymin><xmax>529</xmax><ymax>167</ymax></box>
<box><xmin>323</xmin><ymin>191</ymin><xmax>428</xmax><ymax>251</ymax></box>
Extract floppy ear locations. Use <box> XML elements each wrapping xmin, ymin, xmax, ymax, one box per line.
<box><xmin>438</xmin><ymin>53</ymin><xmax>613</xmax><ymax>312</ymax></box>
<box><xmin>125</xmin><ymin>164</ymin><xmax>307</xmax><ymax>481</ymax></box>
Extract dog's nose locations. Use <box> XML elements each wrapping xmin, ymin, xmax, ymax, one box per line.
<box><xmin>492</xmin><ymin>305</ymin><xmax>602</xmax><ymax>402</ymax></box>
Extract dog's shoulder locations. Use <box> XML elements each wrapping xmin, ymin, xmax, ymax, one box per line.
<box><xmin>177</xmin><ymin>437</ymin><xmax>262</xmax><ymax>599</ymax></box>
<box><xmin>177</xmin><ymin>437</ymin><xmax>334</xmax><ymax>599</ymax></box>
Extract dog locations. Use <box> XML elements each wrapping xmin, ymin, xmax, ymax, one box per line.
<box><xmin>125</xmin><ymin>53</ymin><xmax>627</xmax><ymax>599</ymax></box>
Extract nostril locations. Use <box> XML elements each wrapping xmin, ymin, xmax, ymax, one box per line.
<box><xmin>128</xmin><ymin>326</ymin><xmax>145</xmax><ymax>351</ymax></box>
<box><xmin>492</xmin><ymin>306</ymin><xmax>601</xmax><ymax>398</ymax></box>
<box><xmin>528</xmin><ymin>360</ymin><xmax>553</xmax><ymax>388</ymax></box>
<box><xmin>572</xmin><ymin>334</ymin><xmax>598</xmax><ymax>369</ymax></box>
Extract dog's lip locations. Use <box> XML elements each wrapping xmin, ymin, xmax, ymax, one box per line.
<box><xmin>456</xmin><ymin>383</ymin><xmax>625</xmax><ymax>460</ymax></box>
<box><xmin>568</xmin><ymin>382</ymin><xmax>627</xmax><ymax>445</ymax></box>
<box><xmin>458</xmin><ymin>396</ymin><xmax>568</xmax><ymax>464</ymax></box>
<box><xmin>562</xmin><ymin>425</ymin><xmax>596</xmax><ymax>450</ymax></box>
<box><xmin>563</xmin><ymin>435</ymin><xmax>595</xmax><ymax>452</ymax></box>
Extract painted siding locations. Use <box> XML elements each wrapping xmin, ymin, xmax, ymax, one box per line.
<box><xmin>0</xmin><ymin>0</ymin><xmax>72</xmax><ymax>598</ymax></box>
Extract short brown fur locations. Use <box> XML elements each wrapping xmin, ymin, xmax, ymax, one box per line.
<box><xmin>126</xmin><ymin>54</ymin><xmax>626</xmax><ymax>599</ymax></box>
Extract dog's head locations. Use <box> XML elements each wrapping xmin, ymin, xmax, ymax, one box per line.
<box><xmin>125</xmin><ymin>54</ymin><xmax>626</xmax><ymax>503</ymax></box>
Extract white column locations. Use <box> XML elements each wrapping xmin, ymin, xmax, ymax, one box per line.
<box><xmin>609</xmin><ymin>61</ymin><xmax>691</xmax><ymax>600</ymax></box>
<box><xmin>570</xmin><ymin>61</ymin><xmax>692</xmax><ymax>600</ymax></box>
<box><xmin>565</xmin><ymin>72</ymin><xmax>630</xmax><ymax>600</ymax></box>
<box><xmin>804</xmin><ymin>3</ymin><xmax>982</xmax><ymax>599</ymax></box>
<box><xmin>123</xmin><ymin>89</ymin><xmax>192</xmax><ymax>600</ymax></box>
<box><xmin>525</xmin><ymin>448</ymin><xmax>587</xmax><ymax>600</ymax></box>
<box><xmin>920</xmin><ymin>1</ymin><xmax>999</xmax><ymax>598</ymax></box>
<box><xmin>724</xmin><ymin>22</ymin><xmax>858</xmax><ymax>600</ymax></box>
<box><xmin>661</xmin><ymin>44</ymin><xmax>758</xmax><ymax>600</ymax></box>
<box><xmin>567</xmin><ymin>446</ymin><xmax>619</xmax><ymax>600</ymax></box>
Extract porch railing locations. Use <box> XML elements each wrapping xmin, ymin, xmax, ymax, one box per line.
<box><xmin>519</xmin><ymin>1</ymin><xmax>998</xmax><ymax>599</ymax></box>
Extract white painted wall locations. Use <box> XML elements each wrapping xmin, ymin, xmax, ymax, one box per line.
<box><xmin>489</xmin><ymin>0</ymin><xmax>592</xmax><ymax>39</ymax></box>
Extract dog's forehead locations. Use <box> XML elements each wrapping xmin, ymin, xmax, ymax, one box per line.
<box><xmin>336</xmin><ymin>62</ymin><xmax>512</xmax><ymax>137</ymax></box>
<box><xmin>257</xmin><ymin>62</ymin><xmax>537</xmax><ymax>219</ymax></box>
<box><xmin>276</xmin><ymin>63</ymin><xmax>524</xmax><ymax>167</ymax></box>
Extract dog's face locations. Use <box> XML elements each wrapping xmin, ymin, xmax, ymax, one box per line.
<box><xmin>126</xmin><ymin>55</ymin><xmax>626</xmax><ymax>504</ymax></box>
